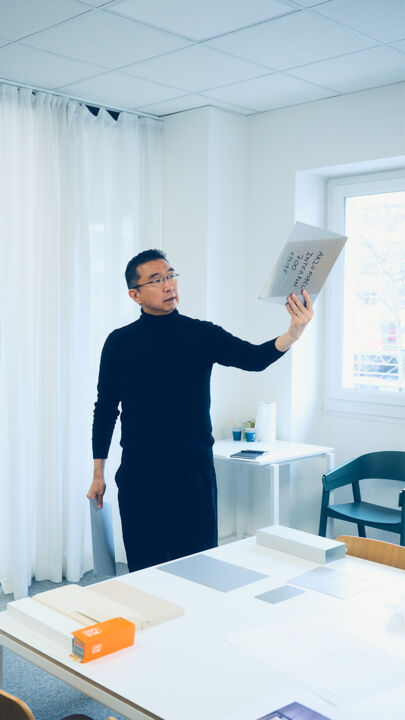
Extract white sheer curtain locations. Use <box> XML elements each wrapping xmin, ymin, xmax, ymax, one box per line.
<box><xmin>0</xmin><ymin>84</ymin><xmax>162</xmax><ymax>598</ymax></box>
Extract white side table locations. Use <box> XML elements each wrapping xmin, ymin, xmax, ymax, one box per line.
<box><xmin>213</xmin><ymin>439</ymin><xmax>334</xmax><ymax>539</ymax></box>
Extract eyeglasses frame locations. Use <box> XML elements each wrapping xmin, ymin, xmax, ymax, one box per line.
<box><xmin>131</xmin><ymin>272</ymin><xmax>179</xmax><ymax>290</ymax></box>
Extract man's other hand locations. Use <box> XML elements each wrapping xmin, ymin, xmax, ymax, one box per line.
<box><xmin>87</xmin><ymin>475</ymin><xmax>106</xmax><ymax>509</ymax></box>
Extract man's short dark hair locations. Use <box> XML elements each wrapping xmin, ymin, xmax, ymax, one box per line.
<box><xmin>125</xmin><ymin>249</ymin><xmax>168</xmax><ymax>289</ymax></box>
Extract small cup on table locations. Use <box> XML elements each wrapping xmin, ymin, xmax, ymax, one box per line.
<box><xmin>232</xmin><ymin>425</ymin><xmax>242</xmax><ymax>441</ymax></box>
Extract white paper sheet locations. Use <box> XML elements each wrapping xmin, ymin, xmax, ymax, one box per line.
<box><xmin>226</xmin><ymin>614</ymin><xmax>405</xmax><ymax>707</ymax></box>
<box><xmin>259</xmin><ymin>221</ymin><xmax>347</xmax><ymax>304</ymax></box>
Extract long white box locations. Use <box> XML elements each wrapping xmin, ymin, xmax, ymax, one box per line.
<box><xmin>6</xmin><ymin>598</ymin><xmax>79</xmax><ymax>652</ymax></box>
<box><xmin>256</xmin><ymin>524</ymin><xmax>346</xmax><ymax>564</ymax></box>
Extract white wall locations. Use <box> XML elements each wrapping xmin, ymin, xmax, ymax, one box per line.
<box><xmin>161</xmin><ymin>107</ymin><xmax>210</xmax><ymax>320</ymax></box>
<box><xmin>162</xmin><ymin>107</ymin><xmax>254</xmax><ymax>434</ymax></box>
<box><xmin>162</xmin><ymin>107</ymin><xmax>250</xmax><ymax>537</ymax></box>
<box><xmin>246</xmin><ymin>82</ymin><xmax>405</xmax><ymax>536</ymax></box>
<box><xmin>162</xmin><ymin>82</ymin><xmax>405</xmax><ymax>540</ymax></box>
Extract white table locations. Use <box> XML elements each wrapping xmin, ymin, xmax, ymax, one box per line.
<box><xmin>213</xmin><ymin>440</ymin><xmax>334</xmax><ymax>539</ymax></box>
<box><xmin>1</xmin><ymin>537</ymin><xmax>404</xmax><ymax>720</ymax></box>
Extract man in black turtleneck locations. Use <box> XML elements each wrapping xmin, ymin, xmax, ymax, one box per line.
<box><xmin>87</xmin><ymin>249</ymin><xmax>313</xmax><ymax>572</ymax></box>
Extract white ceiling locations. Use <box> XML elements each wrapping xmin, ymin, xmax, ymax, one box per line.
<box><xmin>0</xmin><ymin>0</ymin><xmax>404</xmax><ymax>117</ymax></box>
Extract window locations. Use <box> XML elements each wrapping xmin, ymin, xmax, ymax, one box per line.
<box><xmin>325</xmin><ymin>171</ymin><xmax>405</xmax><ymax>418</ymax></box>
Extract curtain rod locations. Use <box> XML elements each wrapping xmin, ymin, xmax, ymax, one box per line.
<box><xmin>0</xmin><ymin>77</ymin><xmax>162</xmax><ymax>122</ymax></box>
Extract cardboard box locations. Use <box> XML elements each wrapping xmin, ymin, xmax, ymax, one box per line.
<box><xmin>71</xmin><ymin>616</ymin><xmax>135</xmax><ymax>663</ymax></box>
<box><xmin>256</xmin><ymin>524</ymin><xmax>346</xmax><ymax>564</ymax></box>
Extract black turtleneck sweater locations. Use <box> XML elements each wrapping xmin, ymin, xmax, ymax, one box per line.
<box><xmin>92</xmin><ymin>309</ymin><xmax>285</xmax><ymax>461</ymax></box>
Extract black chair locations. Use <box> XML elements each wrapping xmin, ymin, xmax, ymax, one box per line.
<box><xmin>319</xmin><ymin>451</ymin><xmax>405</xmax><ymax>546</ymax></box>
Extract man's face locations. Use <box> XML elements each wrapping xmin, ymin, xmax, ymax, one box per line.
<box><xmin>128</xmin><ymin>258</ymin><xmax>179</xmax><ymax>315</ymax></box>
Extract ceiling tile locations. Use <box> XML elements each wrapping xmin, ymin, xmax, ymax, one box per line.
<box><xmin>0</xmin><ymin>43</ymin><xmax>105</xmax><ymax>89</ymax></box>
<box><xmin>24</xmin><ymin>9</ymin><xmax>189</xmax><ymax>68</ymax></box>
<box><xmin>391</xmin><ymin>39</ymin><xmax>405</xmax><ymax>53</ymax></box>
<box><xmin>315</xmin><ymin>0</ymin><xmax>405</xmax><ymax>44</ymax></box>
<box><xmin>290</xmin><ymin>46</ymin><xmax>405</xmax><ymax>93</ymax></box>
<box><xmin>108</xmin><ymin>0</ymin><xmax>295</xmax><ymax>41</ymax></box>
<box><xmin>206</xmin><ymin>11</ymin><xmax>377</xmax><ymax>70</ymax></box>
<box><xmin>60</xmin><ymin>70</ymin><xmax>184</xmax><ymax>108</ymax></box>
<box><xmin>0</xmin><ymin>0</ymin><xmax>88</xmax><ymax>41</ymax></box>
<box><xmin>124</xmin><ymin>45</ymin><xmax>269</xmax><ymax>92</ymax></box>
<box><xmin>137</xmin><ymin>94</ymin><xmax>210</xmax><ymax>115</ymax></box>
<box><xmin>137</xmin><ymin>93</ymin><xmax>255</xmax><ymax>116</ymax></box>
<box><xmin>197</xmin><ymin>97</ymin><xmax>256</xmax><ymax>115</ymax></box>
<box><xmin>75</xmin><ymin>1</ymin><xmax>116</xmax><ymax>6</ymax></box>
<box><xmin>289</xmin><ymin>0</ymin><xmax>332</xmax><ymax>6</ymax></box>
<box><xmin>205</xmin><ymin>73</ymin><xmax>336</xmax><ymax>111</ymax></box>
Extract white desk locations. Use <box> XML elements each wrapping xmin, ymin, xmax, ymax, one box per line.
<box><xmin>213</xmin><ymin>440</ymin><xmax>334</xmax><ymax>538</ymax></box>
<box><xmin>1</xmin><ymin>537</ymin><xmax>404</xmax><ymax>720</ymax></box>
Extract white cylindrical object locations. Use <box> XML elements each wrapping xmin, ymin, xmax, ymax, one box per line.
<box><xmin>254</xmin><ymin>402</ymin><xmax>276</xmax><ymax>442</ymax></box>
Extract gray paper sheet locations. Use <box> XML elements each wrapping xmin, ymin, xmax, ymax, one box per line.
<box><xmin>256</xmin><ymin>585</ymin><xmax>305</xmax><ymax>604</ymax></box>
<box><xmin>159</xmin><ymin>554</ymin><xmax>268</xmax><ymax>592</ymax></box>
<box><xmin>289</xmin><ymin>567</ymin><xmax>345</xmax><ymax>590</ymax></box>
<box><xmin>89</xmin><ymin>499</ymin><xmax>116</xmax><ymax>576</ymax></box>
<box><xmin>289</xmin><ymin>566</ymin><xmax>376</xmax><ymax>598</ymax></box>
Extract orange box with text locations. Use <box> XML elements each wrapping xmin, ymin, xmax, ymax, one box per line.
<box><xmin>71</xmin><ymin>617</ymin><xmax>135</xmax><ymax>663</ymax></box>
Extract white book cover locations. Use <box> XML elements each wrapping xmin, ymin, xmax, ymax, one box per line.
<box><xmin>259</xmin><ymin>221</ymin><xmax>347</xmax><ymax>304</ymax></box>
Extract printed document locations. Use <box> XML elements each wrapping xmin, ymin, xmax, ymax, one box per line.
<box><xmin>259</xmin><ymin>221</ymin><xmax>347</xmax><ymax>304</ymax></box>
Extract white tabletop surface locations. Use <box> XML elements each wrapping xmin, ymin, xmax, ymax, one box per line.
<box><xmin>1</xmin><ymin>537</ymin><xmax>404</xmax><ymax>720</ymax></box>
<box><xmin>213</xmin><ymin>439</ymin><xmax>334</xmax><ymax>464</ymax></box>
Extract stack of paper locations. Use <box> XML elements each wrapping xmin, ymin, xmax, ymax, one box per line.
<box><xmin>33</xmin><ymin>579</ymin><xmax>183</xmax><ymax>630</ymax></box>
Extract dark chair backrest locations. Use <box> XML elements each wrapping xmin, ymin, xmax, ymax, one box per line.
<box><xmin>322</xmin><ymin>451</ymin><xmax>405</xmax><ymax>491</ymax></box>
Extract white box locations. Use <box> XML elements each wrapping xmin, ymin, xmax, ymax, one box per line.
<box><xmin>256</xmin><ymin>524</ymin><xmax>346</xmax><ymax>564</ymax></box>
<box><xmin>6</xmin><ymin>598</ymin><xmax>79</xmax><ymax>652</ymax></box>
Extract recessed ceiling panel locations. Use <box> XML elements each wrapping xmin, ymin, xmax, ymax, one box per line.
<box><xmin>290</xmin><ymin>46</ymin><xmax>405</xmax><ymax>93</ymax></box>
<box><xmin>0</xmin><ymin>0</ymin><xmax>87</xmax><ymax>41</ymax></box>
<box><xmin>60</xmin><ymin>70</ymin><xmax>184</xmax><ymax>108</ymax></box>
<box><xmin>125</xmin><ymin>45</ymin><xmax>270</xmax><ymax>92</ymax></box>
<box><xmin>315</xmin><ymin>0</ymin><xmax>405</xmax><ymax>44</ymax></box>
<box><xmin>205</xmin><ymin>72</ymin><xmax>336</xmax><ymax>111</ymax></box>
<box><xmin>24</xmin><ymin>9</ymin><xmax>190</xmax><ymax>68</ymax></box>
<box><xmin>108</xmin><ymin>0</ymin><xmax>296</xmax><ymax>41</ymax></box>
<box><xmin>0</xmin><ymin>43</ymin><xmax>105</xmax><ymax>89</ymax></box>
<box><xmin>206</xmin><ymin>11</ymin><xmax>377</xmax><ymax>70</ymax></box>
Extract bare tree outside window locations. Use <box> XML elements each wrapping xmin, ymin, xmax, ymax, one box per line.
<box><xmin>342</xmin><ymin>191</ymin><xmax>405</xmax><ymax>393</ymax></box>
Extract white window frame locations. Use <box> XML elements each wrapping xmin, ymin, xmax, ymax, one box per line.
<box><xmin>324</xmin><ymin>170</ymin><xmax>405</xmax><ymax>420</ymax></box>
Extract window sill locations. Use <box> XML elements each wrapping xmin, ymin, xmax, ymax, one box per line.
<box><xmin>323</xmin><ymin>398</ymin><xmax>405</xmax><ymax>422</ymax></box>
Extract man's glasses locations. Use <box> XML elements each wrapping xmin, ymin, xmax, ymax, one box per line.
<box><xmin>132</xmin><ymin>272</ymin><xmax>179</xmax><ymax>290</ymax></box>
